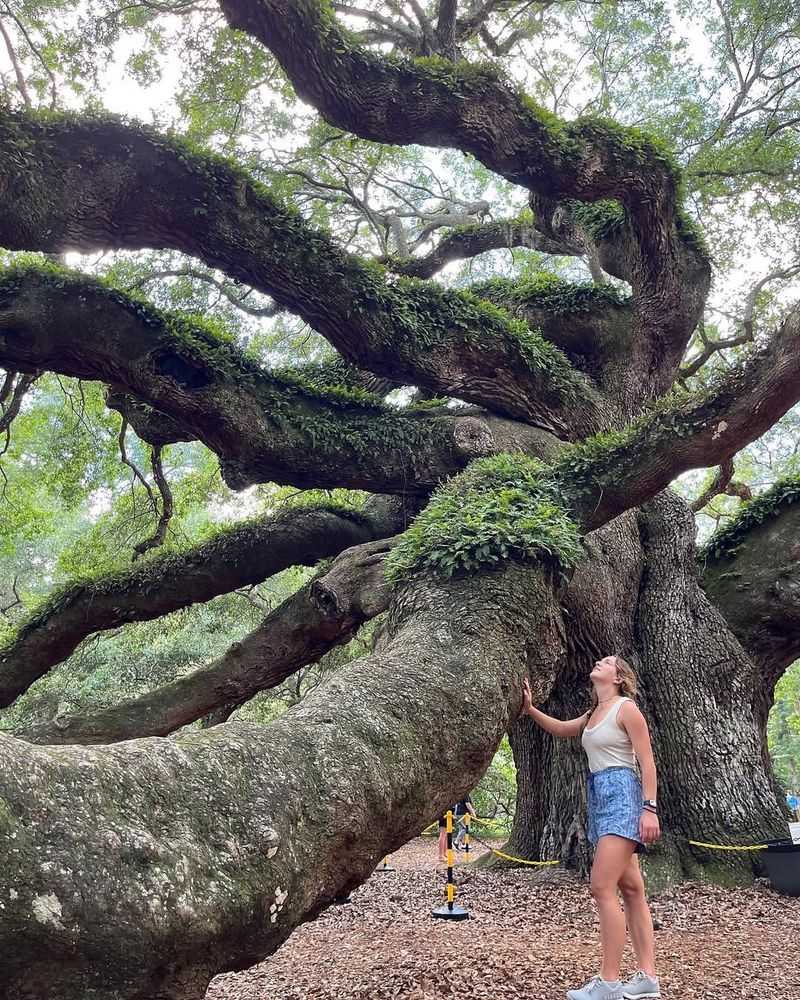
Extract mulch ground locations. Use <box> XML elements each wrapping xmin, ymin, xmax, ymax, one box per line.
<box><xmin>207</xmin><ymin>838</ymin><xmax>800</xmax><ymax>1000</ymax></box>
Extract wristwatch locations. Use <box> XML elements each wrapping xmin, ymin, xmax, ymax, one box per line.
<box><xmin>642</xmin><ymin>799</ymin><xmax>658</xmax><ymax>812</ymax></box>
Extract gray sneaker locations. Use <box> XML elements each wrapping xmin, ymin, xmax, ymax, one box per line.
<box><xmin>622</xmin><ymin>971</ymin><xmax>661</xmax><ymax>998</ymax></box>
<box><xmin>567</xmin><ymin>976</ymin><xmax>624</xmax><ymax>1000</ymax></box>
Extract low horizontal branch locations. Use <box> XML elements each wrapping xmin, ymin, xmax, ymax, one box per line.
<box><xmin>0</xmin><ymin>557</ymin><xmax>561</xmax><ymax>999</ymax></box>
<box><xmin>15</xmin><ymin>537</ymin><xmax>395</xmax><ymax>744</ymax></box>
<box><xmin>0</xmin><ymin>499</ymin><xmax>407</xmax><ymax>709</ymax></box>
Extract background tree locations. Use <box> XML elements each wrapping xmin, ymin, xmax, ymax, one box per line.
<box><xmin>0</xmin><ymin>2</ymin><xmax>799</xmax><ymax>999</ymax></box>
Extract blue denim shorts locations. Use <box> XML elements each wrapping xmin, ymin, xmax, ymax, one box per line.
<box><xmin>587</xmin><ymin>766</ymin><xmax>645</xmax><ymax>852</ymax></box>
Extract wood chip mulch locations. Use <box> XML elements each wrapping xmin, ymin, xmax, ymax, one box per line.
<box><xmin>207</xmin><ymin>838</ymin><xmax>800</xmax><ymax>1000</ymax></box>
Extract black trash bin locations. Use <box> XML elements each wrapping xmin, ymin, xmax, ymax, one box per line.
<box><xmin>763</xmin><ymin>840</ymin><xmax>800</xmax><ymax>896</ymax></box>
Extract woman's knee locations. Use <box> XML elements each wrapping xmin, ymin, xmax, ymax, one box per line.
<box><xmin>590</xmin><ymin>878</ymin><xmax>618</xmax><ymax>902</ymax></box>
<box><xmin>618</xmin><ymin>868</ymin><xmax>645</xmax><ymax>902</ymax></box>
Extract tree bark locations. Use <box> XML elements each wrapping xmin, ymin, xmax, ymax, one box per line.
<box><xmin>633</xmin><ymin>491</ymin><xmax>787</xmax><ymax>885</ymax></box>
<box><xmin>701</xmin><ymin>482</ymin><xmax>800</xmax><ymax>685</ymax></box>
<box><xmin>0</xmin><ymin>111</ymin><xmax>603</xmax><ymax>434</ymax></box>
<box><xmin>0</xmin><ymin>558</ymin><xmax>566</xmax><ymax>1000</ymax></box>
<box><xmin>506</xmin><ymin>510</ymin><xmax>644</xmax><ymax>872</ymax></box>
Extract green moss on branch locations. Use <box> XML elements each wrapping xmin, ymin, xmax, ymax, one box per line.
<box><xmin>471</xmin><ymin>273</ymin><xmax>629</xmax><ymax>315</ymax></box>
<box><xmin>701</xmin><ymin>476</ymin><xmax>800</xmax><ymax>562</ymax></box>
<box><xmin>386</xmin><ymin>454</ymin><xmax>584</xmax><ymax>582</ymax></box>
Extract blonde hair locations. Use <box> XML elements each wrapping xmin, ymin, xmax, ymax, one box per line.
<box><xmin>588</xmin><ymin>655</ymin><xmax>638</xmax><ymax>713</ymax></box>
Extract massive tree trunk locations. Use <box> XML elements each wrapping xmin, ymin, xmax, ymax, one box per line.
<box><xmin>0</xmin><ymin>560</ymin><xmax>565</xmax><ymax>1000</ymax></box>
<box><xmin>507</xmin><ymin>490</ymin><xmax>790</xmax><ymax>885</ymax></box>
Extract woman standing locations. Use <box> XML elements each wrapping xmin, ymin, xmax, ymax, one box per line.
<box><xmin>520</xmin><ymin>655</ymin><xmax>661</xmax><ymax>1000</ymax></box>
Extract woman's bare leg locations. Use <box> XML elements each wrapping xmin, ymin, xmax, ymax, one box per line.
<box><xmin>618</xmin><ymin>854</ymin><xmax>656</xmax><ymax>976</ymax></box>
<box><xmin>437</xmin><ymin>827</ymin><xmax>447</xmax><ymax>862</ymax></box>
<box><xmin>590</xmin><ymin>835</ymin><xmax>638</xmax><ymax>981</ymax></box>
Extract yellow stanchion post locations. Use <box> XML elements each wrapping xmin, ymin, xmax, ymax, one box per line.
<box><xmin>374</xmin><ymin>855</ymin><xmax>395</xmax><ymax>873</ymax></box>
<box><xmin>431</xmin><ymin>810</ymin><xmax>469</xmax><ymax>921</ymax></box>
<box><xmin>464</xmin><ymin>813</ymin><xmax>470</xmax><ymax>862</ymax></box>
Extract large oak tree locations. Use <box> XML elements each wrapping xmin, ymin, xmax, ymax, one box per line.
<box><xmin>0</xmin><ymin>1</ymin><xmax>799</xmax><ymax>998</ymax></box>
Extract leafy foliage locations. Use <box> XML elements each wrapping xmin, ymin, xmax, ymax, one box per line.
<box><xmin>386</xmin><ymin>454</ymin><xmax>584</xmax><ymax>581</ymax></box>
<box><xmin>701</xmin><ymin>475</ymin><xmax>800</xmax><ymax>561</ymax></box>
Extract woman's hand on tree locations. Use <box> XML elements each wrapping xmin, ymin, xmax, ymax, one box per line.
<box><xmin>520</xmin><ymin>678</ymin><xmax>535</xmax><ymax>719</ymax></box>
<box><xmin>640</xmin><ymin>809</ymin><xmax>661</xmax><ymax>844</ymax></box>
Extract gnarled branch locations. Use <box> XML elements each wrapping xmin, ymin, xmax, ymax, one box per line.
<box><xmin>380</xmin><ymin>217</ymin><xmax>584</xmax><ymax>279</ymax></box>
<box><xmin>0</xmin><ymin>499</ymin><xmax>408</xmax><ymax>708</ymax></box>
<box><xmin>556</xmin><ymin>304</ymin><xmax>800</xmax><ymax>530</ymax></box>
<box><xmin>0</xmin><ymin>266</ymin><xmax>558</xmax><ymax>493</ymax></box>
<box><xmin>701</xmin><ymin>477</ymin><xmax>800</xmax><ymax>686</ymax></box>
<box><xmin>219</xmin><ymin>0</ymin><xmax>711</xmax><ymax>359</ymax></box>
<box><xmin>15</xmin><ymin>537</ymin><xmax>395</xmax><ymax>745</ymax></box>
<box><xmin>0</xmin><ymin>110</ymin><xmax>602</xmax><ymax>433</ymax></box>
<box><xmin>690</xmin><ymin>458</ymin><xmax>752</xmax><ymax>513</ymax></box>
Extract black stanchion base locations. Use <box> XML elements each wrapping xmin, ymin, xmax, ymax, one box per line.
<box><xmin>332</xmin><ymin>894</ymin><xmax>352</xmax><ymax>905</ymax></box>
<box><xmin>431</xmin><ymin>903</ymin><xmax>469</xmax><ymax>921</ymax></box>
<box><xmin>374</xmin><ymin>864</ymin><xmax>395</xmax><ymax>873</ymax></box>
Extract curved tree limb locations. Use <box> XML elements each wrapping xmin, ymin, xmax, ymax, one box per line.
<box><xmin>15</xmin><ymin>536</ymin><xmax>395</xmax><ymax>745</ymax></box>
<box><xmin>0</xmin><ymin>555</ymin><xmax>565</xmax><ymax>1000</ymax></box>
<box><xmin>701</xmin><ymin>478</ymin><xmax>800</xmax><ymax>687</ymax></box>
<box><xmin>556</xmin><ymin>305</ymin><xmax>800</xmax><ymax>530</ymax></box>
<box><xmin>690</xmin><ymin>458</ymin><xmax>752</xmax><ymax>513</ymax></box>
<box><xmin>0</xmin><ymin>499</ymin><xmax>409</xmax><ymax>709</ymax></box>
<box><xmin>219</xmin><ymin>0</ymin><xmax>711</xmax><ymax>356</ymax></box>
<box><xmin>469</xmin><ymin>274</ymin><xmax>632</xmax><ymax>385</ymax></box>
<box><xmin>0</xmin><ymin>266</ymin><xmax>560</xmax><ymax>492</ymax></box>
<box><xmin>379</xmin><ymin>217</ymin><xmax>584</xmax><ymax>279</ymax></box>
<box><xmin>105</xmin><ymin>390</ymin><xmax>196</xmax><ymax>447</ymax></box>
<box><xmin>0</xmin><ymin>110</ymin><xmax>603</xmax><ymax>434</ymax></box>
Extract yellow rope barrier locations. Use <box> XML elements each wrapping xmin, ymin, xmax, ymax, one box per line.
<box><xmin>475</xmin><ymin>842</ymin><xmax>561</xmax><ymax>866</ymax></box>
<box><xmin>423</xmin><ymin>820</ymin><xmax>772</xmax><ymax>860</ymax></box>
<box><xmin>688</xmin><ymin>839</ymin><xmax>768</xmax><ymax>852</ymax></box>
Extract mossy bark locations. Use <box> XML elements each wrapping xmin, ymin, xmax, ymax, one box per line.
<box><xmin>0</xmin><ymin>499</ymin><xmax>407</xmax><ymax>709</ymax></box>
<box><xmin>15</xmin><ymin>537</ymin><xmax>395</xmax><ymax>745</ymax></box>
<box><xmin>702</xmin><ymin>492</ymin><xmax>800</xmax><ymax>686</ymax></box>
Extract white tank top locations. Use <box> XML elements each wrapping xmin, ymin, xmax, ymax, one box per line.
<box><xmin>581</xmin><ymin>697</ymin><xmax>637</xmax><ymax>774</ymax></box>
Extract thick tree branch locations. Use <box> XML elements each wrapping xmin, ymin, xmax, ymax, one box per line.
<box><xmin>701</xmin><ymin>478</ymin><xmax>800</xmax><ymax>686</ymax></box>
<box><xmin>0</xmin><ymin>499</ymin><xmax>408</xmax><ymax>709</ymax></box>
<box><xmin>0</xmin><ymin>555</ymin><xmax>564</xmax><ymax>1000</ymax></box>
<box><xmin>0</xmin><ymin>110</ymin><xmax>601</xmax><ymax>433</ymax></box>
<box><xmin>16</xmin><ymin>537</ymin><xmax>395</xmax><ymax>745</ymax></box>
<box><xmin>0</xmin><ymin>266</ymin><xmax>558</xmax><ymax>493</ymax></box>
<box><xmin>469</xmin><ymin>274</ymin><xmax>632</xmax><ymax>384</ymax></box>
<box><xmin>105</xmin><ymin>390</ymin><xmax>196</xmax><ymax>447</ymax></box>
<box><xmin>219</xmin><ymin>0</ymin><xmax>711</xmax><ymax>356</ymax></box>
<box><xmin>556</xmin><ymin>304</ymin><xmax>800</xmax><ymax>530</ymax></box>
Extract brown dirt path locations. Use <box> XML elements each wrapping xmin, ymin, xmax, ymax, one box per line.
<box><xmin>207</xmin><ymin>838</ymin><xmax>800</xmax><ymax>1000</ymax></box>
